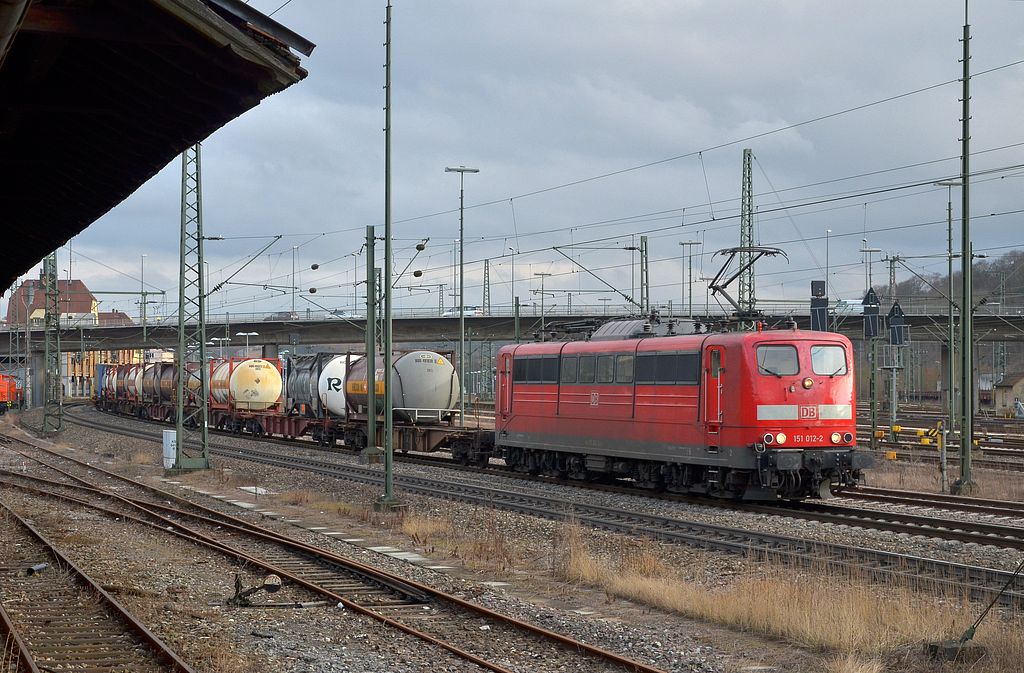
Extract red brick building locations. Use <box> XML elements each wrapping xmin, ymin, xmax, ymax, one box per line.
<box><xmin>5</xmin><ymin>272</ymin><xmax>98</xmax><ymax>325</ymax></box>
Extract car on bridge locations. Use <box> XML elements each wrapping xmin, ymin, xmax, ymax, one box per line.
<box><xmin>264</xmin><ymin>311</ymin><xmax>301</xmax><ymax>321</ymax></box>
<box><xmin>441</xmin><ymin>306</ymin><xmax>485</xmax><ymax>317</ymax></box>
<box><xmin>832</xmin><ymin>299</ymin><xmax>864</xmax><ymax>315</ymax></box>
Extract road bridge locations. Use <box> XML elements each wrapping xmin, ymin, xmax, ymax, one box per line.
<box><xmin>4</xmin><ymin>307</ymin><xmax>1023</xmax><ymax>354</ymax></box>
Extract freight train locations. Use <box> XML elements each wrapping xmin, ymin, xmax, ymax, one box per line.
<box><xmin>496</xmin><ymin>320</ymin><xmax>869</xmax><ymax>499</ymax></box>
<box><xmin>96</xmin><ymin>351</ymin><xmax>495</xmax><ymax>463</ymax></box>
<box><xmin>95</xmin><ymin>319</ymin><xmax>868</xmax><ymax>500</ymax></box>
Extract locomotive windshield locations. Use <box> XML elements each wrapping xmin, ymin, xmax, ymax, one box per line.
<box><xmin>811</xmin><ymin>345</ymin><xmax>847</xmax><ymax>376</ymax></box>
<box><xmin>756</xmin><ymin>345</ymin><xmax>798</xmax><ymax>377</ymax></box>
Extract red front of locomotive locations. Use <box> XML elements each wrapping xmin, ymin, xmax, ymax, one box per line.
<box><xmin>721</xmin><ymin>329</ymin><xmax>864</xmax><ymax>498</ymax></box>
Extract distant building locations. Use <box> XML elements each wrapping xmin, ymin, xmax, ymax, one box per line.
<box><xmin>993</xmin><ymin>373</ymin><xmax>1024</xmax><ymax>417</ymax></box>
<box><xmin>5</xmin><ymin>272</ymin><xmax>98</xmax><ymax>326</ymax></box>
<box><xmin>97</xmin><ymin>311</ymin><xmax>133</xmax><ymax>327</ymax></box>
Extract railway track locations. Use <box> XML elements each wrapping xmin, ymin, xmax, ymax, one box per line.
<box><xmin>52</xmin><ymin>409</ymin><xmax>1024</xmax><ymax>608</ymax></box>
<box><xmin>0</xmin><ymin>496</ymin><xmax>195</xmax><ymax>673</ymax></box>
<box><xmin>0</xmin><ymin>433</ymin><xmax>671</xmax><ymax>673</ymax></box>
<box><xmin>68</xmin><ymin>406</ymin><xmax>1024</xmax><ymax>548</ymax></box>
<box><xmin>835</xmin><ymin>485</ymin><xmax>1024</xmax><ymax>518</ymax></box>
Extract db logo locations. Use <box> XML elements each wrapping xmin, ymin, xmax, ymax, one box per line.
<box><xmin>799</xmin><ymin>405</ymin><xmax>817</xmax><ymax>419</ymax></box>
<box><xmin>590</xmin><ymin>392</ymin><xmax>600</xmax><ymax>407</ymax></box>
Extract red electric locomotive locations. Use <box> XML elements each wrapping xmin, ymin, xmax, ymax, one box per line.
<box><xmin>0</xmin><ymin>373</ymin><xmax>23</xmax><ymax>414</ymax></box>
<box><xmin>495</xmin><ymin>321</ymin><xmax>869</xmax><ymax>500</ymax></box>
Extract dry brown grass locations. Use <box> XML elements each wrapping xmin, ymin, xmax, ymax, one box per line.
<box><xmin>401</xmin><ymin>514</ymin><xmax>453</xmax><ymax>546</ymax></box>
<box><xmin>823</xmin><ymin>653</ymin><xmax>885</xmax><ymax>673</ymax></box>
<box><xmin>2</xmin><ymin>633</ymin><xmax>22</xmax><ymax>673</ymax></box>
<box><xmin>129</xmin><ymin>450</ymin><xmax>152</xmax><ymax>465</ymax></box>
<box><xmin>553</xmin><ymin>520</ymin><xmax>1024</xmax><ymax>669</ymax></box>
<box><xmin>867</xmin><ymin>457</ymin><xmax>1024</xmax><ymax>501</ymax></box>
<box><xmin>58</xmin><ymin>531</ymin><xmax>99</xmax><ymax>546</ymax></box>
<box><xmin>276</xmin><ymin>489</ymin><xmax>317</xmax><ymax>506</ymax></box>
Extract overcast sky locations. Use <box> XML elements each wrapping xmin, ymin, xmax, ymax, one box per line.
<box><xmin>8</xmin><ymin>1</ymin><xmax>1024</xmax><ymax>321</ymax></box>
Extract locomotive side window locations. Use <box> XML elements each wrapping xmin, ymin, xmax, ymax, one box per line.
<box><xmin>526</xmin><ymin>358</ymin><xmax>543</xmax><ymax>382</ymax></box>
<box><xmin>655</xmin><ymin>353</ymin><xmax>678</xmax><ymax>383</ymax></box>
<box><xmin>811</xmin><ymin>345</ymin><xmax>847</xmax><ymax>376</ymax></box>
<box><xmin>616</xmin><ymin>355</ymin><xmax>634</xmax><ymax>383</ymax></box>
<box><xmin>635</xmin><ymin>354</ymin><xmax>656</xmax><ymax>383</ymax></box>
<box><xmin>561</xmin><ymin>356</ymin><xmax>578</xmax><ymax>383</ymax></box>
<box><xmin>710</xmin><ymin>350</ymin><xmax>721</xmax><ymax>377</ymax></box>
<box><xmin>678</xmin><ymin>353</ymin><xmax>700</xmax><ymax>383</ymax></box>
<box><xmin>513</xmin><ymin>358</ymin><xmax>528</xmax><ymax>382</ymax></box>
<box><xmin>756</xmin><ymin>345</ymin><xmax>798</xmax><ymax>376</ymax></box>
<box><xmin>597</xmin><ymin>355</ymin><xmax>615</xmax><ymax>383</ymax></box>
<box><xmin>578</xmin><ymin>355</ymin><xmax>596</xmax><ymax>383</ymax></box>
<box><xmin>542</xmin><ymin>356</ymin><xmax>560</xmax><ymax>383</ymax></box>
<box><xmin>635</xmin><ymin>352</ymin><xmax>698</xmax><ymax>384</ymax></box>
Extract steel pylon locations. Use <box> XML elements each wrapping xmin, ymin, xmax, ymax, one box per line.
<box><xmin>42</xmin><ymin>252</ymin><xmax>63</xmax><ymax>433</ymax></box>
<box><xmin>175</xmin><ymin>143</ymin><xmax>210</xmax><ymax>470</ymax></box>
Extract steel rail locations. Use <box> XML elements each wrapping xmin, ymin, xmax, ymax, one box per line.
<box><xmin>0</xmin><ymin>498</ymin><xmax>196</xmax><ymax>673</ymax></box>
<box><xmin>3</xmin><ymin>433</ymin><xmax>671</xmax><ymax>673</ymax></box>
<box><xmin>835</xmin><ymin>485</ymin><xmax>1024</xmax><ymax>517</ymax></box>
<box><xmin>53</xmin><ymin>412</ymin><xmax>1024</xmax><ymax>607</ymax></box>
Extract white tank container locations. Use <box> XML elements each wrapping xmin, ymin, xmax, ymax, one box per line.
<box><xmin>345</xmin><ymin>351</ymin><xmax>460</xmax><ymax>423</ymax></box>
<box><xmin>211</xmin><ymin>359</ymin><xmax>283</xmax><ymax>411</ymax></box>
<box><xmin>316</xmin><ymin>354</ymin><xmax>361</xmax><ymax>418</ymax></box>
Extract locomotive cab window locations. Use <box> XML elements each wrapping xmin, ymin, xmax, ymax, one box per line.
<box><xmin>756</xmin><ymin>345</ymin><xmax>798</xmax><ymax>377</ymax></box>
<box><xmin>811</xmin><ymin>345</ymin><xmax>847</xmax><ymax>376</ymax></box>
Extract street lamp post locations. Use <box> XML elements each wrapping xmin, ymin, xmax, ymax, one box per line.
<box><xmin>235</xmin><ymin>331</ymin><xmax>258</xmax><ymax>354</ymax></box>
<box><xmin>211</xmin><ymin>336</ymin><xmax>231</xmax><ymax>358</ymax></box>
<box><xmin>535</xmin><ymin>272</ymin><xmax>551</xmax><ymax>341</ymax></box>
<box><xmin>508</xmin><ymin>246</ymin><xmax>517</xmax><ymax>312</ymax></box>
<box><xmin>140</xmin><ymin>254</ymin><xmax>147</xmax><ymax>340</ymax></box>
<box><xmin>825</xmin><ymin>229</ymin><xmax>832</xmax><ymax>297</ymax></box>
<box><xmin>445</xmin><ymin>165</ymin><xmax>479</xmax><ymax>427</ymax></box>
<box><xmin>859</xmin><ymin>242</ymin><xmax>882</xmax><ymax>293</ymax></box>
<box><xmin>291</xmin><ymin>246</ymin><xmax>298</xmax><ymax>316</ymax></box>
<box><xmin>936</xmin><ymin>180</ymin><xmax>961</xmax><ymax>457</ymax></box>
<box><xmin>679</xmin><ymin>241</ymin><xmax>701</xmax><ymax>318</ymax></box>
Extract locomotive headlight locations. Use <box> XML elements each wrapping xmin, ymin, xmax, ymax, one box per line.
<box><xmin>763</xmin><ymin>432</ymin><xmax>775</xmax><ymax>444</ymax></box>
<box><xmin>802</xmin><ymin>377</ymin><xmax>814</xmax><ymax>389</ymax></box>
<box><xmin>830</xmin><ymin>432</ymin><xmax>842</xmax><ymax>444</ymax></box>
<box><xmin>775</xmin><ymin>432</ymin><xmax>787</xmax><ymax>444</ymax></box>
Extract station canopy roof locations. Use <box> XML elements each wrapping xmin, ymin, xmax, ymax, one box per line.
<box><xmin>0</xmin><ymin>0</ymin><xmax>314</xmax><ymax>291</ymax></box>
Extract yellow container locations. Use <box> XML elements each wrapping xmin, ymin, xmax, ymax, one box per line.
<box><xmin>885</xmin><ymin>450</ymin><xmax>898</xmax><ymax>461</ymax></box>
<box><xmin>920</xmin><ymin>438</ymin><xmax>932</xmax><ymax>446</ymax></box>
<box><xmin>892</xmin><ymin>424</ymin><xmax>902</xmax><ymax>433</ymax></box>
